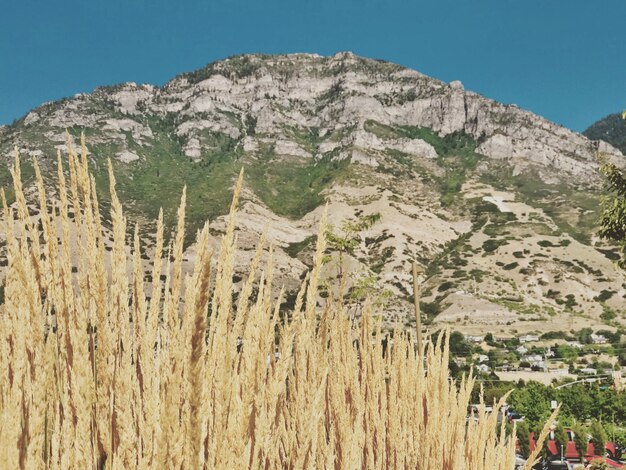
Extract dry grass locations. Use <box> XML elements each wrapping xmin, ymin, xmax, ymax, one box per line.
<box><xmin>0</xmin><ymin>137</ymin><xmax>523</xmax><ymax>469</ymax></box>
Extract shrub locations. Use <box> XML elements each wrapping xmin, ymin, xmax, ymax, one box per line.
<box><xmin>589</xmin><ymin>458</ymin><xmax>609</xmax><ymax>469</ymax></box>
<box><xmin>594</xmin><ymin>289</ymin><xmax>615</xmax><ymax>302</ymax></box>
<box><xmin>482</xmin><ymin>239</ymin><xmax>508</xmax><ymax>253</ymax></box>
<box><xmin>600</xmin><ymin>307</ymin><xmax>617</xmax><ymax>322</ymax></box>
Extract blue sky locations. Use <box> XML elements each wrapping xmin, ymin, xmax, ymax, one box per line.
<box><xmin>1</xmin><ymin>0</ymin><xmax>625</xmax><ymax>131</ymax></box>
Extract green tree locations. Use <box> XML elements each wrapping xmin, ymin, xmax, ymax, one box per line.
<box><xmin>448</xmin><ymin>331</ymin><xmax>473</xmax><ymax>357</ymax></box>
<box><xmin>325</xmin><ymin>213</ymin><xmax>391</xmax><ymax>310</ymax></box>
<box><xmin>325</xmin><ymin>213</ymin><xmax>381</xmax><ymax>277</ymax></box>
<box><xmin>616</xmin><ymin>391</ymin><xmax>626</xmax><ymax>424</ymax></box>
<box><xmin>571</xmin><ymin>422</ymin><xmax>589</xmax><ymax>460</ymax></box>
<box><xmin>577</xmin><ymin>327</ymin><xmax>594</xmax><ymax>344</ymax></box>
<box><xmin>508</xmin><ymin>381</ymin><xmax>553</xmax><ymax>430</ymax></box>
<box><xmin>555</xmin><ymin>344</ymin><xmax>579</xmax><ymax>361</ymax></box>
<box><xmin>606</xmin><ymin>425</ymin><xmax>626</xmax><ymax>457</ymax></box>
<box><xmin>348</xmin><ymin>272</ymin><xmax>392</xmax><ymax>310</ymax></box>
<box><xmin>553</xmin><ymin>422</ymin><xmax>569</xmax><ymax>460</ymax></box>
<box><xmin>598</xmin><ymin>159</ymin><xmax>626</xmax><ymax>268</ymax></box>
<box><xmin>480</xmin><ymin>382</ymin><xmax>513</xmax><ymax>405</ymax></box>
<box><xmin>589</xmin><ymin>420</ymin><xmax>607</xmax><ymax>457</ymax></box>
<box><xmin>556</xmin><ymin>384</ymin><xmax>595</xmax><ymax>421</ymax></box>
<box><xmin>516</xmin><ymin>420</ymin><xmax>531</xmax><ymax>459</ymax></box>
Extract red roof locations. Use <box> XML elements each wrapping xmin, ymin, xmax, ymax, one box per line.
<box><xmin>524</xmin><ymin>431</ymin><xmax>621</xmax><ymax>465</ymax></box>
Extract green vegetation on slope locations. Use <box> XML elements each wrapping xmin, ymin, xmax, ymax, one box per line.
<box><xmin>86</xmin><ymin>120</ymin><xmax>243</xmax><ymax>236</ymax></box>
<box><xmin>246</xmin><ymin>153</ymin><xmax>349</xmax><ymax>219</ymax></box>
<box><xmin>481</xmin><ymin>165</ymin><xmax>603</xmax><ymax>245</ymax></box>
<box><xmin>64</xmin><ymin>120</ymin><xmax>348</xmax><ymax>239</ymax></box>
<box><xmin>364</xmin><ymin>120</ymin><xmax>484</xmax><ymax>205</ymax></box>
<box><xmin>584</xmin><ymin>112</ymin><xmax>626</xmax><ymax>155</ymax></box>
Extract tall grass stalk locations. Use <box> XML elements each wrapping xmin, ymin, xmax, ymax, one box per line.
<box><xmin>0</xmin><ymin>138</ymin><xmax>522</xmax><ymax>469</ymax></box>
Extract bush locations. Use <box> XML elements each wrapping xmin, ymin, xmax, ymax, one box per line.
<box><xmin>482</xmin><ymin>239</ymin><xmax>508</xmax><ymax>253</ymax></box>
<box><xmin>600</xmin><ymin>307</ymin><xmax>617</xmax><ymax>322</ymax></box>
<box><xmin>540</xmin><ymin>331</ymin><xmax>569</xmax><ymax>340</ymax></box>
<box><xmin>594</xmin><ymin>289</ymin><xmax>616</xmax><ymax>302</ymax></box>
<box><xmin>589</xmin><ymin>458</ymin><xmax>609</xmax><ymax>469</ymax></box>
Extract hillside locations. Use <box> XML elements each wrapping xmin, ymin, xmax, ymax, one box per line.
<box><xmin>1</xmin><ymin>51</ymin><xmax>625</xmax><ymax>334</ymax></box>
<box><xmin>584</xmin><ymin>112</ymin><xmax>626</xmax><ymax>155</ymax></box>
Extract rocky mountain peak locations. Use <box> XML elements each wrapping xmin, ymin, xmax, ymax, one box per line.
<box><xmin>1</xmin><ymin>53</ymin><xmax>624</xmax><ymax>334</ymax></box>
<box><xmin>7</xmin><ymin>52</ymin><xmax>622</xmax><ymax>184</ymax></box>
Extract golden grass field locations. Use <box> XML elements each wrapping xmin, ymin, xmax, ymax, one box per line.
<box><xmin>0</xmin><ymin>137</ymin><xmax>554</xmax><ymax>469</ymax></box>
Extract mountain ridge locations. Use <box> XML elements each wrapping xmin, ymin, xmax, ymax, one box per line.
<box><xmin>1</xmin><ymin>51</ymin><xmax>625</xmax><ymax>334</ymax></box>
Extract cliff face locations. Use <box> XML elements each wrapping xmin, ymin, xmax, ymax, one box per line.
<box><xmin>7</xmin><ymin>52</ymin><xmax>622</xmax><ymax>181</ymax></box>
<box><xmin>1</xmin><ymin>52</ymin><xmax>625</xmax><ymax>333</ymax></box>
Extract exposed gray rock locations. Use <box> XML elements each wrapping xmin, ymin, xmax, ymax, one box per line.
<box><xmin>1</xmin><ymin>52</ymin><xmax>624</xmax><ymax>333</ymax></box>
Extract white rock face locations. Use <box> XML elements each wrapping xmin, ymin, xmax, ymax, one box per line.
<box><xmin>482</xmin><ymin>195</ymin><xmax>511</xmax><ymax>212</ymax></box>
<box><xmin>24</xmin><ymin>112</ymin><xmax>40</xmax><ymax>126</ymax></box>
<box><xmin>183</xmin><ymin>138</ymin><xmax>202</xmax><ymax>160</ymax></box>
<box><xmin>477</xmin><ymin>134</ymin><xmax>514</xmax><ymax>159</ymax></box>
<box><xmin>116</xmin><ymin>150</ymin><xmax>140</xmax><ymax>163</ymax></box>
<box><xmin>354</xmin><ymin>129</ymin><xmax>438</xmax><ymax>159</ymax></box>
<box><xmin>110</xmin><ymin>84</ymin><xmax>154</xmax><ymax>115</ymax></box>
<box><xmin>104</xmin><ymin>118</ymin><xmax>153</xmax><ymax>142</ymax></box>
<box><xmin>274</xmin><ymin>140</ymin><xmax>310</xmax><ymax>158</ymax></box>
<box><xmin>159</xmin><ymin>53</ymin><xmax>624</xmax><ymax>184</ymax></box>
<box><xmin>8</xmin><ymin>52</ymin><xmax>620</xmax><ymax>187</ymax></box>
<box><xmin>176</xmin><ymin>118</ymin><xmax>240</xmax><ymax>140</ymax></box>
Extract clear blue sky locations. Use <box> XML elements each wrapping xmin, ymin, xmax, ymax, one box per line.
<box><xmin>1</xmin><ymin>0</ymin><xmax>625</xmax><ymax>131</ymax></box>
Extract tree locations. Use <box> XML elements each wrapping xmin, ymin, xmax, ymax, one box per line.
<box><xmin>508</xmin><ymin>381</ymin><xmax>553</xmax><ymax>430</ymax></box>
<box><xmin>598</xmin><ymin>159</ymin><xmax>626</xmax><ymax>268</ymax></box>
<box><xmin>516</xmin><ymin>420</ymin><xmax>531</xmax><ymax>459</ymax></box>
<box><xmin>576</xmin><ymin>327</ymin><xmax>594</xmax><ymax>345</ymax></box>
<box><xmin>555</xmin><ymin>344</ymin><xmax>579</xmax><ymax>361</ymax></box>
<box><xmin>553</xmin><ymin>422</ymin><xmax>569</xmax><ymax>460</ymax></box>
<box><xmin>556</xmin><ymin>384</ymin><xmax>595</xmax><ymax>421</ymax></box>
<box><xmin>571</xmin><ymin>422</ymin><xmax>589</xmax><ymax>460</ymax></box>
<box><xmin>325</xmin><ymin>213</ymin><xmax>381</xmax><ymax>277</ymax></box>
<box><xmin>448</xmin><ymin>331</ymin><xmax>473</xmax><ymax>357</ymax></box>
<box><xmin>606</xmin><ymin>425</ymin><xmax>626</xmax><ymax>459</ymax></box>
<box><xmin>348</xmin><ymin>272</ymin><xmax>392</xmax><ymax>310</ymax></box>
<box><xmin>480</xmin><ymin>382</ymin><xmax>513</xmax><ymax>405</ymax></box>
<box><xmin>324</xmin><ymin>213</ymin><xmax>390</xmax><ymax>311</ymax></box>
<box><xmin>589</xmin><ymin>420</ymin><xmax>607</xmax><ymax>457</ymax></box>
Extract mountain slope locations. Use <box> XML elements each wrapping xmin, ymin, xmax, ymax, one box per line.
<box><xmin>1</xmin><ymin>52</ymin><xmax>625</xmax><ymax>334</ymax></box>
<box><xmin>584</xmin><ymin>112</ymin><xmax>626</xmax><ymax>155</ymax></box>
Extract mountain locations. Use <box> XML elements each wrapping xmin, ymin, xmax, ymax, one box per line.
<box><xmin>584</xmin><ymin>112</ymin><xmax>626</xmax><ymax>155</ymax></box>
<box><xmin>1</xmin><ymin>52</ymin><xmax>625</xmax><ymax>335</ymax></box>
